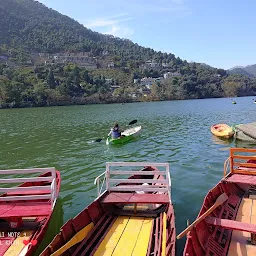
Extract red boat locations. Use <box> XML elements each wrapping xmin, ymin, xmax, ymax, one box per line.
<box><xmin>40</xmin><ymin>162</ymin><xmax>175</xmax><ymax>256</ymax></box>
<box><xmin>180</xmin><ymin>148</ymin><xmax>256</xmax><ymax>256</ymax></box>
<box><xmin>0</xmin><ymin>167</ymin><xmax>61</xmax><ymax>256</ymax></box>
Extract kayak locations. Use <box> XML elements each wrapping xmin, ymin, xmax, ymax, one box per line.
<box><xmin>106</xmin><ymin>126</ymin><xmax>141</xmax><ymax>145</ymax></box>
<box><xmin>211</xmin><ymin>123</ymin><xmax>234</xmax><ymax>139</ymax></box>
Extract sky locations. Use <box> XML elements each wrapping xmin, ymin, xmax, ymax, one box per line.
<box><xmin>38</xmin><ymin>0</ymin><xmax>256</xmax><ymax>70</ymax></box>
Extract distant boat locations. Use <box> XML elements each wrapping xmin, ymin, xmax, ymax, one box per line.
<box><xmin>211</xmin><ymin>124</ymin><xmax>234</xmax><ymax>139</ymax></box>
<box><xmin>232</xmin><ymin>101</ymin><xmax>236</xmax><ymax>104</ymax></box>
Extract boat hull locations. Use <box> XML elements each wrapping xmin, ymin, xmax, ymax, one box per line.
<box><xmin>106</xmin><ymin>126</ymin><xmax>141</xmax><ymax>145</ymax></box>
<box><xmin>211</xmin><ymin>123</ymin><xmax>234</xmax><ymax>139</ymax></box>
<box><xmin>0</xmin><ymin>169</ymin><xmax>61</xmax><ymax>256</ymax></box>
<box><xmin>183</xmin><ymin>148</ymin><xmax>256</xmax><ymax>256</ymax></box>
<box><xmin>40</xmin><ymin>164</ymin><xmax>175</xmax><ymax>256</ymax></box>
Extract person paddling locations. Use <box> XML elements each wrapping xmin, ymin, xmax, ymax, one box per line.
<box><xmin>108</xmin><ymin>123</ymin><xmax>124</xmax><ymax>139</ymax></box>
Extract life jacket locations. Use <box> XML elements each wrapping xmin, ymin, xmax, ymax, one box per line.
<box><xmin>112</xmin><ymin>127</ymin><xmax>120</xmax><ymax>138</ymax></box>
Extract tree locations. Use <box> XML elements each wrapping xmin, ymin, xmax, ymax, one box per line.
<box><xmin>47</xmin><ymin>69</ymin><xmax>55</xmax><ymax>89</ymax></box>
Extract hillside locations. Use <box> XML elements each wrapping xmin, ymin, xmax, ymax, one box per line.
<box><xmin>229</xmin><ymin>64</ymin><xmax>256</xmax><ymax>78</ymax></box>
<box><xmin>228</xmin><ymin>68</ymin><xmax>254</xmax><ymax>78</ymax></box>
<box><xmin>0</xmin><ymin>0</ymin><xmax>256</xmax><ymax>108</ymax></box>
<box><xmin>0</xmin><ymin>0</ymin><xmax>175</xmax><ymax>61</ymax></box>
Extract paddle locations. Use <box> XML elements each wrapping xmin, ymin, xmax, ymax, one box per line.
<box><xmin>128</xmin><ymin>119</ymin><xmax>137</xmax><ymax>125</ymax></box>
<box><xmin>94</xmin><ymin>120</ymin><xmax>137</xmax><ymax>142</ymax></box>
<box><xmin>176</xmin><ymin>193</ymin><xmax>228</xmax><ymax>239</ymax></box>
<box><xmin>49</xmin><ymin>222</ymin><xmax>94</xmax><ymax>256</ymax></box>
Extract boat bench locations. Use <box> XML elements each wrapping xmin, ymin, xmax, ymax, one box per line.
<box><xmin>101</xmin><ymin>192</ymin><xmax>170</xmax><ymax>204</ymax></box>
<box><xmin>225</xmin><ymin>173</ymin><xmax>256</xmax><ymax>185</ymax></box>
<box><xmin>206</xmin><ymin>217</ymin><xmax>256</xmax><ymax>233</ymax></box>
<box><xmin>0</xmin><ymin>201</ymin><xmax>52</xmax><ymax>218</ymax></box>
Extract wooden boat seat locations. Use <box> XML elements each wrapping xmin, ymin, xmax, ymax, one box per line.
<box><xmin>225</xmin><ymin>173</ymin><xmax>256</xmax><ymax>185</ymax></box>
<box><xmin>206</xmin><ymin>217</ymin><xmax>256</xmax><ymax>233</ymax></box>
<box><xmin>5</xmin><ymin>189</ymin><xmax>51</xmax><ymax>196</ymax></box>
<box><xmin>101</xmin><ymin>192</ymin><xmax>169</xmax><ymax>204</ymax></box>
<box><xmin>0</xmin><ymin>201</ymin><xmax>51</xmax><ymax>218</ymax></box>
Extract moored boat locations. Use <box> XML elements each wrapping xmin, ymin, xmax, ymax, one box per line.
<box><xmin>40</xmin><ymin>162</ymin><xmax>175</xmax><ymax>256</ymax></box>
<box><xmin>211</xmin><ymin>123</ymin><xmax>234</xmax><ymax>139</ymax></box>
<box><xmin>234</xmin><ymin>122</ymin><xmax>256</xmax><ymax>142</ymax></box>
<box><xmin>0</xmin><ymin>167</ymin><xmax>60</xmax><ymax>256</ymax></box>
<box><xmin>106</xmin><ymin>126</ymin><xmax>142</xmax><ymax>145</ymax></box>
<box><xmin>180</xmin><ymin>148</ymin><xmax>256</xmax><ymax>256</ymax></box>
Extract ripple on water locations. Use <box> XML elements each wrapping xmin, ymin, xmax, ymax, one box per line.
<box><xmin>1</xmin><ymin>98</ymin><xmax>256</xmax><ymax>254</ymax></box>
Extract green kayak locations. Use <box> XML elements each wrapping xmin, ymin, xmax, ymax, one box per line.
<box><xmin>106</xmin><ymin>126</ymin><xmax>141</xmax><ymax>145</ymax></box>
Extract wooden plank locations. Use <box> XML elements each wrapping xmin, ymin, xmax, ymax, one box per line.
<box><xmin>109</xmin><ymin>179</ymin><xmax>168</xmax><ymax>184</ymax></box>
<box><xmin>102</xmin><ymin>193</ymin><xmax>170</xmax><ymax>204</ymax></box>
<box><xmin>94</xmin><ymin>216</ymin><xmax>130</xmax><ymax>256</ymax></box>
<box><xmin>230</xmin><ymin>148</ymin><xmax>256</xmax><ymax>154</ymax></box>
<box><xmin>3</xmin><ymin>230</ymin><xmax>33</xmax><ymax>256</ymax></box>
<box><xmin>226</xmin><ymin>174</ymin><xmax>256</xmax><ymax>185</ymax></box>
<box><xmin>0</xmin><ymin>194</ymin><xmax>51</xmax><ymax>201</ymax></box>
<box><xmin>132</xmin><ymin>218</ymin><xmax>153</xmax><ymax>256</ymax></box>
<box><xmin>228</xmin><ymin>198</ymin><xmax>256</xmax><ymax>256</ymax></box>
<box><xmin>161</xmin><ymin>213</ymin><xmax>167</xmax><ymax>256</ymax></box>
<box><xmin>109</xmin><ymin>187</ymin><xmax>168</xmax><ymax>192</ymax></box>
<box><xmin>112</xmin><ymin>217</ymin><xmax>145</xmax><ymax>256</ymax></box>
<box><xmin>110</xmin><ymin>171</ymin><xmax>166</xmax><ymax>175</ymax></box>
<box><xmin>6</xmin><ymin>189</ymin><xmax>51</xmax><ymax>196</ymax></box>
<box><xmin>107</xmin><ymin>162</ymin><xmax>168</xmax><ymax>167</ymax></box>
<box><xmin>206</xmin><ymin>217</ymin><xmax>256</xmax><ymax>233</ymax></box>
<box><xmin>0</xmin><ymin>202</ymin><xmax>51</xmax><ymax>217</ymax></box>
<box><xmin>0</xmin><ymin>168</ymin><xmax>54</xmax><ymax>175</ymax></box>
<box><xmin>0</xmin><ymin>177</ymin><xmax>52</xmax><ymax>183</ymax></box>
<box><xmin>233</xmin><ymin>162</ymin><xmax>256</xmax><ymax>168</ymax></box>
<box><xmin>0</xmin><ymin>186</ymin><xmax>51</xmax><ymax>193</ymax></box>
<box><xmin>233</xmin><ymin>155</ymin><xmax>256</xmax><ymax>160</ymax></box>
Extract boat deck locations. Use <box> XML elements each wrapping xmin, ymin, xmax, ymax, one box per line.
<box><xmin>0</xmin><ymin>201</ymin><xmax>51</xmax><ymax>218</ymax></box>
<box><xmin>93</xmin><ymin>216</ymin><xmax>153</xmax><ymax>256</ymax></box>
<box><xmin>228</xmin><ymin>197</ymin><xmax>256</xmax><ymax>256</ymax></box>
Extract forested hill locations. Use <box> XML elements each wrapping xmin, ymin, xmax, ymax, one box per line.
<box><xmin>0</xmin><ymin>0</ymin><xmax>174</xmax><ymax>61</ymax></box>
<box><xmin>0</xmin><ymin>0</ymin><xmax>256</xmax><ymax>108</ymax></box>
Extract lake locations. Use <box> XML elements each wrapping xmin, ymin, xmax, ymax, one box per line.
<box><xmin>0</xmin><ymin>96</ymin><xmax>256</xmax><ymax>255</ymax></box>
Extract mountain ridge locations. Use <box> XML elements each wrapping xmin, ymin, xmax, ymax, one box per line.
<box><xmin>229</xmin><ymin>64</ymin><xmax>256</xmax><ymax>77</ymax></box>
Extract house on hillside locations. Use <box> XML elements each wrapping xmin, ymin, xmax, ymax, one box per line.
<box><xmin>162</xmin><ymin>62</ymin><xmax>171</xmax><ymax>68</ymax></box>
<box><xmin>163</xmin><ymin>72</ymin><xmax>181</xmax><ymax>79</ymax></box>
<box><xmin>108</xmin><ymin>61</ymin><xmax>115</xmax><ymax>68</ymax></box>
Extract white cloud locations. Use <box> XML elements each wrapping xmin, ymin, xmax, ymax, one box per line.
<box><xmin>83</xmin><ymin>14</ymin><xmax>133</xmax><ymax>28</ymax></box>
<box><xmin>83</xmin><ymin>14</ymin><xmax>134</xmax><ymax>39</ymax></box>
<box><xmin>104</xmin><ymin>25</ymin><xmax>134</xmax><ymax>38</ymax></box>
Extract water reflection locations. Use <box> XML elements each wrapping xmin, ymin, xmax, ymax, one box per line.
<box><xmin>234</xmin><ymin>139</ymin><xmax>256</xmax><ymax>149</ymax></box>
<box><xmin>211</xmin><ymin>135</ymin><xmax>234</xmax><ymax>145</ymax></box>
<box><xmin>34</xmin><ymin>198</ymin><xmax>64</xmax><ymax>256</ymax></box>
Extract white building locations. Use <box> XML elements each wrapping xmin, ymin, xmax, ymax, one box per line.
<box><xmin>163</xmin><ymin>72</ymin><xmax>181</xmax><ymax>79</ymax></box>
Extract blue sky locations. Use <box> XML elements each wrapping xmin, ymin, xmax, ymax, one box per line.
<box><xmin>38</xmin><ymin>0</ymin><xmax>256</xmax><ymax>69</ymax></box>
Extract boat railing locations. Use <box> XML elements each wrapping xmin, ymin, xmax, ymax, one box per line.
<box><xmin>94</xmin><ymin>162</ymin><xmax>171</xmax><ymax>202</ymax></box>
<box><xmin>224</xmin><ymin>148</ymin><xmax>256</xmax><ymax>176</ymax></box>
<box><xmin>0</xmin><ymin>167</ymin><xmax>58</xmax><ymax>210</ymax></box>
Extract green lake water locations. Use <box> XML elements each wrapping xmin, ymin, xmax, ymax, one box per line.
<box><xmin>1</xmin><ymin>96</ymin><xmax>256</xmax><ymax>255</ymax></box>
